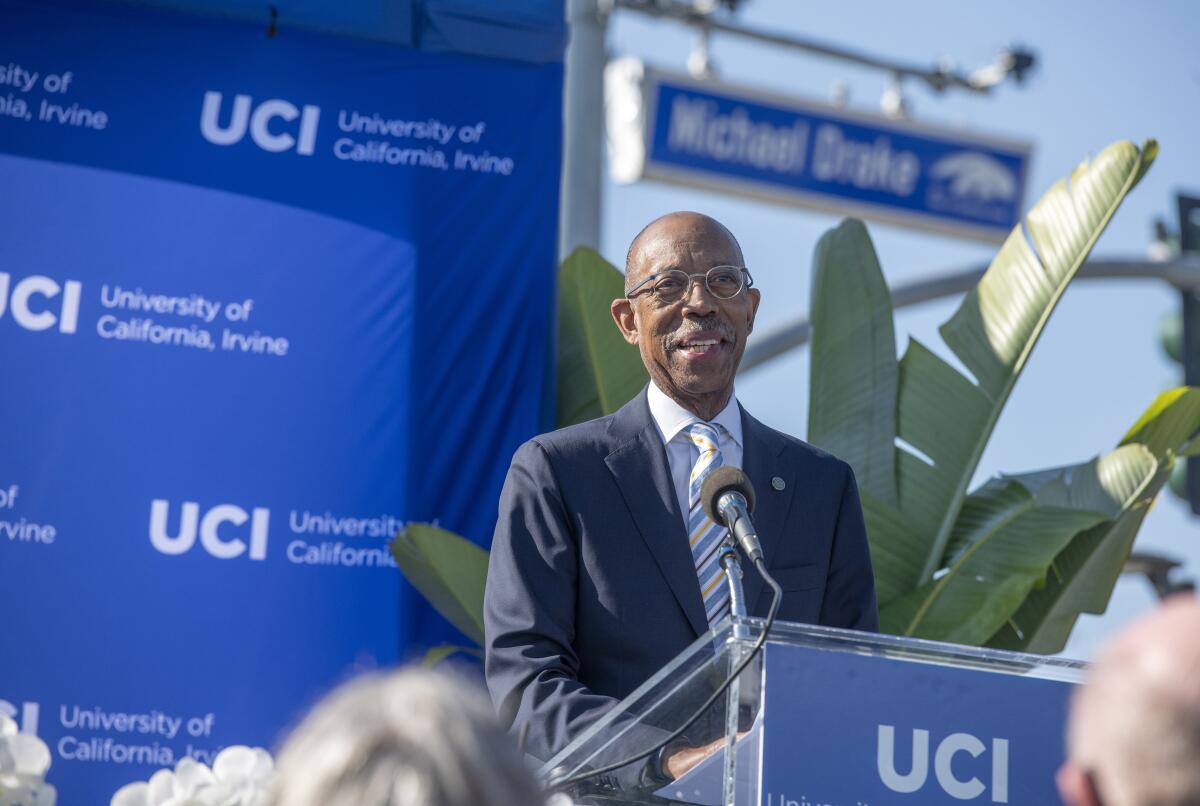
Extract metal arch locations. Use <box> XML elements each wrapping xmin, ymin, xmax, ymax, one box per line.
<box><xmin>739</xmin><ymin>255</ymin><xmax>1200</xmax><ymax>374</ymax></box>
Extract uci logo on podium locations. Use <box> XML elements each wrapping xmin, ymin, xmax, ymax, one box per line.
<box><xmin>149</xmin><ymin>500</ymin><xmax>270</xmax><ymax>561</ymax></box>
<box><xmin>877</xmin><ymin>725</ymin><xmax>1010</xmax><ymax>803</ymax></box>
<box><xmin>200</xmin><ymin>91</ymin><xmax>320</xmax><ymax>156</ymax></box>
<box><xmin>0</xmin><ymin>273</ymin><xmax>81</xmax><ymax>334</ymax></box>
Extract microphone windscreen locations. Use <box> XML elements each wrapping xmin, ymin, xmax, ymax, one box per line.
<box><xmin>701</xmin><ymin>465</ymin><xmax>756</xmax><ymax>525</ymax></box>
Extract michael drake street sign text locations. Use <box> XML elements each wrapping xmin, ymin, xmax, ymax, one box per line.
<box><xmin>607</xmin><ymin>59</ymin><xmax>1033</xmax><ymax>243</ymax></box>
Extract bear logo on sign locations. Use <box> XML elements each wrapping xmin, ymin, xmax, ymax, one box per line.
<box><xmin>929</xmin><ymin>152</ymin><xmax>1018</xmax><ymax>202</ymax></box>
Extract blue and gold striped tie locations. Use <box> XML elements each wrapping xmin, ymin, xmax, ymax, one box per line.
<box><xmin>686</xmin><ymin>422</ymin><xmax>730</xmax><ymax>627</ymax></box>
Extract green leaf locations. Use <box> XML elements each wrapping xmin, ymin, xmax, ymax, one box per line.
<box><xmin>885</xmin><ymin>442</ymin><xmax>1163</xmax><ymax>644</ymax></box>
<box><xmin>807</xmin><ymin>219</ymin><xmax>899</xmax><ymax>507</ymax></box>
<box><xmin>894</xmin><ymin>338</ymin><xmax>992</xmax><ymax>548</ymax></box>
<box><xmin>879</xmin><ymin>465</ymin><xmax>1116</xmax><ymax>644</ymax></box>
<box><xmin>1120</xmin><ymin>387</ymin><xmax>1200</xmax><ymax>459</ymax></box>
<box><xmin>420</xmin><ymin>644</ymin><xmax>485</xmax><ymax>667</ymax></box>
<box><xmin>894</xmin><ymin>140</ymin><xmax>1156</xmax><ymax>582</ymax></box>
<box><xmin>861</xmin><ymin>491</ymin><xmax>927</xmax><ymax>607</ymax></box>
<box><xmin>987</xmin><ymin>497</ymin><xmax>1158</xmax><ymax>654</ymax></box>
<box><xmin>986</xmin><ymin>453</ymin><xmax>1167</xmax><ymax>655</ymax></box>
<box><xmin>988</xmin><ymin>388</ymin><xmax>1200</xmax><ymax>653</ymax></box>
<box><xmin>556</xmin><ymin>246</ymin><xmax>648</xmax><ymax>426</ymax></box>
<box><xmin>391</xmin><ymin>524</ymin><xmax>488</xmax><ymax>647</ymax></box>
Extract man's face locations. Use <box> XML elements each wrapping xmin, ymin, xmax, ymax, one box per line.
<box><xmin>612</xmin><ymin>215</ymin><xmax>760</xmax><ymax>413</ymax></box>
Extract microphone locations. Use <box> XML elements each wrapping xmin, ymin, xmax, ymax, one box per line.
<box><xmin>701</xmin><ymin>466</ymin><xmax>763</xmax><ymax>563</ymax></box>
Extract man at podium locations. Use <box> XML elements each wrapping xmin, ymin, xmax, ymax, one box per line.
<box><xmin>484</xmin><ymin>212</ymin><xmax>878</xmax><ymax>775</ymax></box>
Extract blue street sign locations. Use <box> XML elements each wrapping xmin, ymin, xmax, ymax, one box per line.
<box><xmin>607</xmin><ymin>60</ymin><xmax>1033</xmax><ymax>243</ymax></box>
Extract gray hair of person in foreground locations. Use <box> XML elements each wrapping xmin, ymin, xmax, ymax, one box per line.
<box><xmin>1058</xmin><ymin>595</ymin><xmax>1200</xmax><ymax>806</ymax></box>
<box><xmin>270</xmin><ymin>667</ymin><xmax>547</xmax><ymax>806</ymax></box>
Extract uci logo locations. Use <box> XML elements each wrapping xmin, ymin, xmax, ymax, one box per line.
<box><xmin>200</xmin><ymin>91</ymin><xmax>320</xmax><ymax>156</ymax></box>
<box><xmin>149</xmin><ymin>500</ymin><xmax>270</xmax><ymax>561</ymax></box>
<box><xmin>0</xmin><ymin>700</ymin><xmax>40</xmax><ymax>736</ymax></box>
<box><xmin>0</xmin><ymin>273</ymin><xmax>81</xmax><ymax>334</ymax></box>
<box><xmin>877</xmin><ymin>725</ymin><xmax>1009</xmax><ymax>803</ymax></box>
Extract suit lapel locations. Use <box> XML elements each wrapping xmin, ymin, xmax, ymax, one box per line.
<box><xmin>605</xmin><ymin>391</ymin><xmax>710</xmax><ymax>638</ymax></box>
<box><xmin>739</xmin><ymin>408</ymin><xmax>792</xmax><ymax>612</ymax></box>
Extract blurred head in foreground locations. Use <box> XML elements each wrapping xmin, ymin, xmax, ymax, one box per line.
<box><xmin>270</xmin><ymin>667</ymin><xmax>545</xmax><ymax>806</ymax></box>
<box><xmin>1059</xmin><ymin>595</ymin><xmax>1200</xmax><ymax>806</ymax></box>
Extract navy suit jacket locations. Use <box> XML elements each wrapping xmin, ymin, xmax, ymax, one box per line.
<box><xmin>484</xmin><ymin>388</ymin><xmax>877</xmax><ymax>763</ymax></box>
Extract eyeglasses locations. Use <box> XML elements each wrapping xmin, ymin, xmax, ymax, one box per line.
<box><xmin>625</xmin><ymin>266</ymin><xmax>754</xmax><ymax>304</ymax></box>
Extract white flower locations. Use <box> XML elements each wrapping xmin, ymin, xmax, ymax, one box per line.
<box><xmin>0</xmin><ymin>714</ymin><xmax>57</xmax><ymax>806</ymax></box>
<box><xmin>111</xmin><ymin>746</ymin><xmax>273</xmax><ymax>806</ymax></box>
<box><xmin>211</xmin><ymin>747</ymin><xmax>273</xmax><ymax>806</ymax></box>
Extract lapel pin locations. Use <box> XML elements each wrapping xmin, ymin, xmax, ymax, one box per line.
<box><xmin>771</xmin><ymin>476</ymin><xmax>786</xmax><ymax>491</ymax></box>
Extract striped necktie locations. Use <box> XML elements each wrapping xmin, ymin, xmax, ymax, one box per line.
<box><xmin>686</xmin><ymin>421</ymin><xmax>730</xmax><ymax>627</ymax></box>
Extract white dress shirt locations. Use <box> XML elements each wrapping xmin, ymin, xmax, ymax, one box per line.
<box><xmin>646</xmin><ymin>380</ymin><xmax>744</xmax><ymax>527</ymax></box>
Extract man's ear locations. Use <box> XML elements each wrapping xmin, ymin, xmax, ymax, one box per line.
<box><xmin>611</xmin><ymin>298</ymin><xmax>639</xmax><ymax>346</ymax></box>
<box><xmin>745</xmin><ymin>287</ymin><xmax>762</xmax><ymax>334</ymax></box>
<box><xmin>1057</xmin><ymin>763</ymin><xmax>1100</xmax><ymax>806</ymax></box>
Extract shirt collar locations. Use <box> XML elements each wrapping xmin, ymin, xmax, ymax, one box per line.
<box><xmin>647</xmin><ymin>381</ymin><xmax>743</xmax><ymax>449</ymax></box>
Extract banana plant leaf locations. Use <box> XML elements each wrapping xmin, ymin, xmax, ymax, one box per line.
<box><xmin>809</xmin><ymin>140</ymin><xmax>1158</xmax><ymax>605</ymax></box>
<box><xmin>807</xmin><ymin>218</ymin><xmax>898</xmax><ymax>508</ymax></box>
<box><xmin>879</xmin><ymin>444</ymin><xmax>1156</xmax><ymax>645</ymax></box>
<box><xmin>391</xmin><ymin>524</ymin><xmax>489</xmax><ymax>646</ymax></box>
<box><xmin>860</xmin><ymin>492</ymin><xmax>929</xmax><ymax>606</ymax></box>
<box><xmin>988</xmin><ymin>388</ymin><xmax>1200</xmax><ymax>653</ymax></box>
<box><xmin>557</xmin><ymin>246</ymin><xmax>648</xmax><ymax>426</ymax></box>
<box><xmin>1120</xmin><ymin>386</ymin><xmax>1200</xmax><ymax>457</ymax></box>
<box><xmin>986</xmin><ymin>486</ymin><xmax>1162</xmax><ymax>654</ymax></box>
<box><xmin>906</xmin><ymin>139</ymin><xmax>1158</xmax><ymax>581</ymax></box>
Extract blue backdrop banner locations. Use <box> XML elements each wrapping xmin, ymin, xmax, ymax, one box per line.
<box><xmin>0</xmin><ymin>0</ymin><xmax>562</xmax><ymax>800</ymax></box>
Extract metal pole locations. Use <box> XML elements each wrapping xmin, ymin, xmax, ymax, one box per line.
<box><xmin>1177</xmin><ymin>196</ymin><xmax>1200</xmax><ymax>514</ymax></box>
<box><xmin>613</xmin><ymin>0</ymin><xmax>1026</xmax><ymax>94</ymax></box>
<box><xmin>718</xmin><ymin>544</ymin><xmax>749</xmax><ymax>806</ymax></box>
<box><xmin>559</xmin><ymin>0</ymin><xmax>608</xmax><ymax>260</ymax></box>
<box><xmin>739</xmin><ymin>255</ymin><xmax>1200</xmax><ymax>374</ymax></box>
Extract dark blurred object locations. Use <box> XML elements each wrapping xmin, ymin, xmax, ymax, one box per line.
<box><xmin>1004</xmin><ymin>46</ymin><xmax>1036</xmax><ymax>83</ymax></box>
<box><xmin>1176</xmin><ymin>195</ymin><xmax>1200</xmax><ymax>515</ymax></box>
<box><xmin>1122</xmin><ymin>551</ymin><xmax>1196</xmax><ymax>600</ymax></box>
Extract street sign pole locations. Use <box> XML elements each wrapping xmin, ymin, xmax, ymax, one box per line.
<box><xmin>559</xmin><ymin>0</ymin><xmax>607</xmax><ymax>260</ymax></box>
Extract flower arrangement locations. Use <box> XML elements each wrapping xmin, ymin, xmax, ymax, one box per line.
<box><xmin>0</xmin><ymin>714</ymin><xmax>56</xmax><ymax>806</ymax></box>
<box><xmin>111</xmin><ymin>746</ymin><xmax>273</xmax><ymax>806</ymax></box>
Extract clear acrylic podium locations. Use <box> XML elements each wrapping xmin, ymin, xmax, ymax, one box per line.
<box><xmin>539</xmin><ymin>617</ymin><xmax>1087</xmax><ymax>806</ymax></box>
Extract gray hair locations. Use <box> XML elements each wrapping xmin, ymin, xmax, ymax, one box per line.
<box><xmin>270</xmin><ymin>667</ymin><xmax>546</xmax><ymax>806</ymax></box>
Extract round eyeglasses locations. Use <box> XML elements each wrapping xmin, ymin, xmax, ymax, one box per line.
<box><xmin>625</xmin><ymin>266</ymin><xmax>754</xmax><ymax>304</ymax></box>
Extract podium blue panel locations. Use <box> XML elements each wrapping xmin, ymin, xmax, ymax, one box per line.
<box><xmin>761</xmin><ymin>643</ymin><xmax>1072</xmax><ymax>805</ymax></box>
<box><xmin>0</xmin><ymin>0</ymin><xmax>562</xmax><ymax>801</ymax></box>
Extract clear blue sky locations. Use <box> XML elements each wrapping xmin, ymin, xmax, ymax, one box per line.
<box><xmin>601</xmin><ymin>0</ymin><xmax>1200</xmax><ymax>658</ymax></box>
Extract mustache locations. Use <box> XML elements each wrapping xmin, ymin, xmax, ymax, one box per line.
<box><xmin>667</xmin><ymin>315</ymin><xmax>735</xmax><ymax>348</ymax></box>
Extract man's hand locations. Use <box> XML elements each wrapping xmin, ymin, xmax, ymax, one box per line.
<box><xmin>663</xmin><ymin>733</ymin><xmax>747</xmax><ymax>780</ymax></box>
